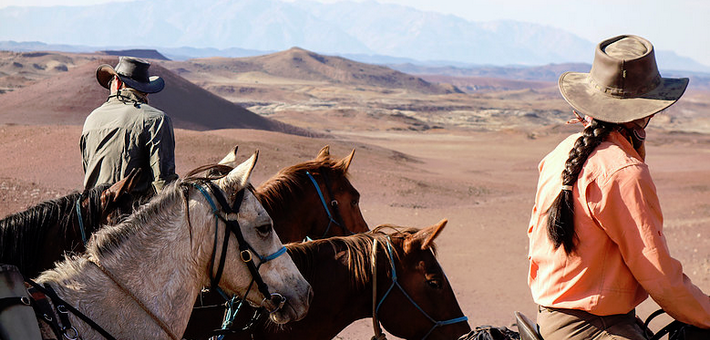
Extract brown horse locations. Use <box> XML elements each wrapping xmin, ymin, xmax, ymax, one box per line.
<box><xmin>0</xmin><ymin>170</ymin><xmax>139</xmax><ymax>278</ymax></box>
<box><xmin>187</xmin><ymin>220</ymin><xmax>471</xmax><ymax>340</ymax></box>
<box><xmin>182</xmin><ymin>145</ymin><xmax>369</xmax><ymax>339</ymax></box>
<box><xmin>222</xmin><ymin>145</ymin><xmax>369</xmax><ymax>241</ymax></box>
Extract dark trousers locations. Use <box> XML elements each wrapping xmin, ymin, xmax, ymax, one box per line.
<box><xmin>538</xmin><ymin>306</ymin><xmax>648</xmax><ymax>340</ymax></box>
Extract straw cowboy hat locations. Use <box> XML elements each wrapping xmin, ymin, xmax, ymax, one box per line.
<box><xmin>96</xmin><ymin>56</ymin><xmax>165</xmax><ymax>94</ymax></box>
<box><xmin>558</xmin><ymin>34</ymin><xmax>688</xmax><ymax>123</ymax></box>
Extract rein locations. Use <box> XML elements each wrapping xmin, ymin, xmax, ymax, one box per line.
<box><xmin>25</xmin><ymin>278</ymin><xmax>117</xmax><ymax>340</ymax></box>
<box><xmin>371</xmin><ymin>236</ymin><xmax>469</xmax><ymax>340</ymax></box>
<box><xmin>74</xmin><ymin>194</ymin><xmax>88</xmax><ymax>245</ymax></box>
<box><xmin>305</xmin><ymin>171</ymin><xmax>351</xmax><ymax>239</ymax></box>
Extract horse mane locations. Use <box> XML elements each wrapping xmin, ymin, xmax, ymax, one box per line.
<box><xmin>256</xmin><ymin>158</ymin><xmax>347</xmax><ymax>216</ymax></box>
<box><xmin>0</xmin><ymin>183</ymin><xmax>110</xmax><ymax>275</ymax></box>
<box><xmin>87</xmin><ymin>164</ymin><xmax>249</xmax><ymax>260</ymax></box>
<box><xmin>286</xmin><ymin>225</ymin><xmax>429</xmax><ymax>289</ymax></box>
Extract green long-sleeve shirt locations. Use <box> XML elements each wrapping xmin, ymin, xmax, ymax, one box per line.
<box><xmin>80</xmin><ymin>89</ymin><xmax>177</xmax><ymax>197</ymax></box>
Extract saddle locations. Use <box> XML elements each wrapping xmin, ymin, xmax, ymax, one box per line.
<box><xmin>514</xmin><ymin>311</ymin><xmax>542</xmax><ymax>340</ymax></box>
<box><xmin>0</xmin><ymin>263</ymin><xmax>42</xmax><ymax>340</ymax></box>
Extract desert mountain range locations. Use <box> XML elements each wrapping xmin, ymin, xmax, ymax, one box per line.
<box><xmin>2</xmin><ymin>48</ymin><xmax>710</xmax><ymax>134</ymax></box>
<box><xmin>3</xmin><ymin>0</ymin><xmax>710</xmax><ymax>73</ymax></box>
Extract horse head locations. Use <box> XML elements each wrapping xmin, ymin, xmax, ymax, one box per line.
<box><xmin>211</xmin><ymin>151</ymin><xmax>312</xmax><ymax>324</ymax></box>
<box><xmin>97</xmin><ymin>168</ymin><xmax>141</xmax><ymax>225</ymax></box>
<box><xmin>217</xmin><ymin>144</ymin><xmax>369</xmax><ymax>243</ymax></box>
<box><xmin>376</xmin><ymin>219</ymin><xmax>471</xmax><ymax>340</ymax></box>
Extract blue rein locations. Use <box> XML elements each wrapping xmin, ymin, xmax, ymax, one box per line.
<box><xmin>75</xmin><ymin>194</ymin><xmax>88</xmax><ymax>245</ymax></box>
<box><xmin>375</xmin><ymin>236</ymin><xmax>468</xmax><ymax>340</ymax></box>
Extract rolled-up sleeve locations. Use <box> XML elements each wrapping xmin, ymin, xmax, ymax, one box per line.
<box><xmin>589</xmin><ymin>164</ymin><xmax>710</xmax><ymax>328</ymax></box>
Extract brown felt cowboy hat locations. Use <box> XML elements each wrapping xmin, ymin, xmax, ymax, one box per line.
<box><xmin>558</xmin><ymin>34</ymin><xmax>688</xmax><ymax>123</ymax></box>
<box><xmin>96</xmin><ymin>56</ymin><xmax>165</xmax><ymax>94</ymax></box>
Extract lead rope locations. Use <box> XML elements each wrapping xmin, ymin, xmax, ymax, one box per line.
<box><xmin>371</xmin><ymin>238</ymin><xmax>387</xmax><ymax>340</ymax></box>
<box><xmin>89</xmin><ymin>258</ymin><xmax>180</xmax><ymax>340</ymax></box>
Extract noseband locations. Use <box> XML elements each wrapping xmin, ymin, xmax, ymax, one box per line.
<box><xmin>371</xmin><ymin>237</ymin><xmax>468</xmax><ymax>340</ymax></box>
<box><xmin>306</xmin><ymin>170</ymin><xmax>353</xmax><ymax>239</ymax></box>
<box><xmin>192</xmin><ymin>182</ymin><xmax>287</xmax><ymax>309</ymax></box>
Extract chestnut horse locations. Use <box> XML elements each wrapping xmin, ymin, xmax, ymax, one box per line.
<box><xmin>27</xmin><ymin>152</ymin><xmax>312</xmax><ymax>340</ymax></box>
<box><xmin>187</xmin><ymin>220</ymin><xmax>471</xmax><ymax>340</ymax></box>
<box><xmin>220</xmin><ymin>145</ymin><xmax>369</xmax><ymax>241</ymax></box>
<box><xmin>182</xmin><ymin>145</ymin><xmax>369</xmax><ymax>339</ymax></box>
<box><xmin>0</xmin><ymin>169</ymin><xmax>139</xmax><ymax>278</ymax></box>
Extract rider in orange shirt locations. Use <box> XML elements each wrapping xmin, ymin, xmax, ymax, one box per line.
<box><xmin>527</xmin><ymin>35</ymin><xmax>710</xmax><ymax>340</ymax></box>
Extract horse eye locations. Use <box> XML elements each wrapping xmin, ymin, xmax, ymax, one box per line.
<box><xmin>256</xmin><ymin>224</ymin><xmax>272</xmax><ymax>236</ymax></box>
<box><xmin>351</xmin><ymin>199</ymin><xmax>358</xmax><ymax>206</ymax></box>
<box><xmin>427</xmin><ymin>279</ymin><xmax>442</xmax><ymax>289</ymax></box>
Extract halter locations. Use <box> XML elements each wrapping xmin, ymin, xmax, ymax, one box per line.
<box><xmin>191</xmin><ymin>182</ymin><xmax>287</xmax><ymax>311</ymax></box>
<box><xmin>371</xmin><ymin>237</ymin><xmax>468</xmax><ymax>340</ymax></box>
<box><xmin>305</xmin><ymin>170</ymin><xmax>352</xmax><ymax>239</ymax></box>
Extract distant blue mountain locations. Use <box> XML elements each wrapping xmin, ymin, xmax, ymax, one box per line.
<box><xmin>1</xmin><ymin>0</ymin><xmax>708</xmax><ymax>72</ymax></box>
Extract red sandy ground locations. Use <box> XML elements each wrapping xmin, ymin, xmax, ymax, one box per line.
<box><xmin>1</xmin><ymin>123</ymin><xmax>708</xmax><ymax>339</ymax></box>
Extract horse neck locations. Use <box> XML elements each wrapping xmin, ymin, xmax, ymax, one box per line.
<box><xmin>266</xmin><ymin>238</ymin><xmax>380</xmax><ymax>340</ymax></box>
<box><xmin>37</xmin><ymin>192</ymin><xmax>210</xmax><ymax>339</ymax></box>
<box><xmin>0</xmin><ymin>191</ymin><xmax>81</xmax><ymax>278</ymax></box>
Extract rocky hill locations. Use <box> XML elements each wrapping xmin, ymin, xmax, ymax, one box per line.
<box><xmin>0</xmin><ymin>52</ymin><xmax>313</xmax><ymax>135</ymax></box>
<box><xmin>170</xmin><ymin>47</ymin><xmax>460</xmax><ymax>95</ymax></box>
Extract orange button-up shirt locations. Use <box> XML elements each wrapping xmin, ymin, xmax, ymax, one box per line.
<box><xmin>527</xmin><ymin>131</ymin><xmax>710</xmax><ymax>328</ymax></box>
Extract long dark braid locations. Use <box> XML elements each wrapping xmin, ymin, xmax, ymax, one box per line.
<box><xmin>547</xmin><ymin>120</ymin><xmax>616</xmax><ymax>254</ymax></box>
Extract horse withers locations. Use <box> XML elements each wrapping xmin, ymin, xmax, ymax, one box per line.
<box><xmin>29</xmin><ymin>151</ymin><xmax>311</xmax><ymax>340</ymax></box>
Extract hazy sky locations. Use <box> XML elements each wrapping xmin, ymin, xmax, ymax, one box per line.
<box><xmin>2</xmin><ymin>0</ymin><xmax>708</xmax><ymax>66</ymax></box>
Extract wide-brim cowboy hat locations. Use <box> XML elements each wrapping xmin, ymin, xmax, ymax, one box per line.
<box><xmin>558</xmin><ymin>34</ymin><xmax>688</xmax><ymax>123</ymax></box>
<box><xmin>96</xmin><ymin>56</ymin><xmax>165</xmax><ymax>94</ymax></box>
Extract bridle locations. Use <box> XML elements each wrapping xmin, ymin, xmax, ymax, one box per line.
<box><xmin>370</xmin><ymin>236</ymin><xmax>468</xmax><ymax>340</ymax></box>
<box><xmin>192</xmin><ymin>181</ymin><xmax>288</xmax><ymax>311</ymax></box>
<box><xmin>305</xmin><ymin>170</ymin><xmax>354</xmax><ymax>239</ymax></box>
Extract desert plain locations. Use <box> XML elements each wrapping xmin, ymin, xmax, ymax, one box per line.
<box><xmin>1</xmin><ymin>50</ymin><xmax>709</xmax><ymax>339</ymax></box>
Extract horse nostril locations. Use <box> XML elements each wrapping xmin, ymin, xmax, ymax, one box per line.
<box><xmin>307</xmin><ymin>286</ymin><xmax>314</xmax><ymax>305</ymax></box>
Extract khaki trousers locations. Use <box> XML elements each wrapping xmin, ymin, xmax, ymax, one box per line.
<box><xmin>537</xmin><ymin>306</ymin><xmax>648</xmax><ymax>340</ymax></box>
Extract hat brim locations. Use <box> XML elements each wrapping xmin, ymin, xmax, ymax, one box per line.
<box><xmin>95</xmin><ymin>64</ymin><xmax>165</xmax><ymax>94</ymax></box>
<box><xmin>559</xmin><ymin>72</ymin><xmax>689</xmax><ymax>123</ymax></box>
<box><xmin>96</xmin><ymin>64</ymin><xmax>117</xmax><ymax>89</ymax></box>
<box><xmin>118</xmin><ymin>74</ymin><xmax>165</xmax><ymax>94</ymax></box>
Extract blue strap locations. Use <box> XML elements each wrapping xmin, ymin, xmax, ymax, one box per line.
<box><xmin>75</xmin><ymin>195</ymin><xmax>87</xmax><ymax>245</ymax></box>
<box><xmin>259</xmin><ymin>246</ymin><xmax>287</xmax><ymax>262</ymax></box>
<box><xmin>374</xmin><ymin>236</ymin><xmax>468</xmax><ymax>340</ymax></box>
<box><xmin>192</xmin><ymin>183</ymin><xmax>219</xmax><ymax>214</ymax></box>
<box><xmin>306</xmin><ymin>171</ymin><xmax>334</xmax><ymax>220</ymax></box>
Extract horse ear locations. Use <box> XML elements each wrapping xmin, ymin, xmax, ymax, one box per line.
<box><xmin>218</xmin><ymin>145</ymin><xmax>239</xmax><ymax>167</ymax></box>
<box><xmin>316</xmin><ymin>145</ymin><xmax>330</xmax><ymax>160</ymax></box>
<box><xmin>219</xmin><ymin>150</ymin><xmax>259</xmax><ymax>191</ymax></box>
<box><xmin>420</xmin><ymin>219</ymin><xmax>447</xmax><ymax>250</ymax></box>
<box><xmin>101</xmin><ymin>168</ymin><xmax>141</xmax><ymax>207</ymax></box>
<box><xmin>338</xmin><ymin>149</ymin><xmax>355</xmax><ymax>173</ymax></box>
<box><xmin>404</xmin><ymin>219</ymin><xmax>447</xmax><ymax>253</ymax></box>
